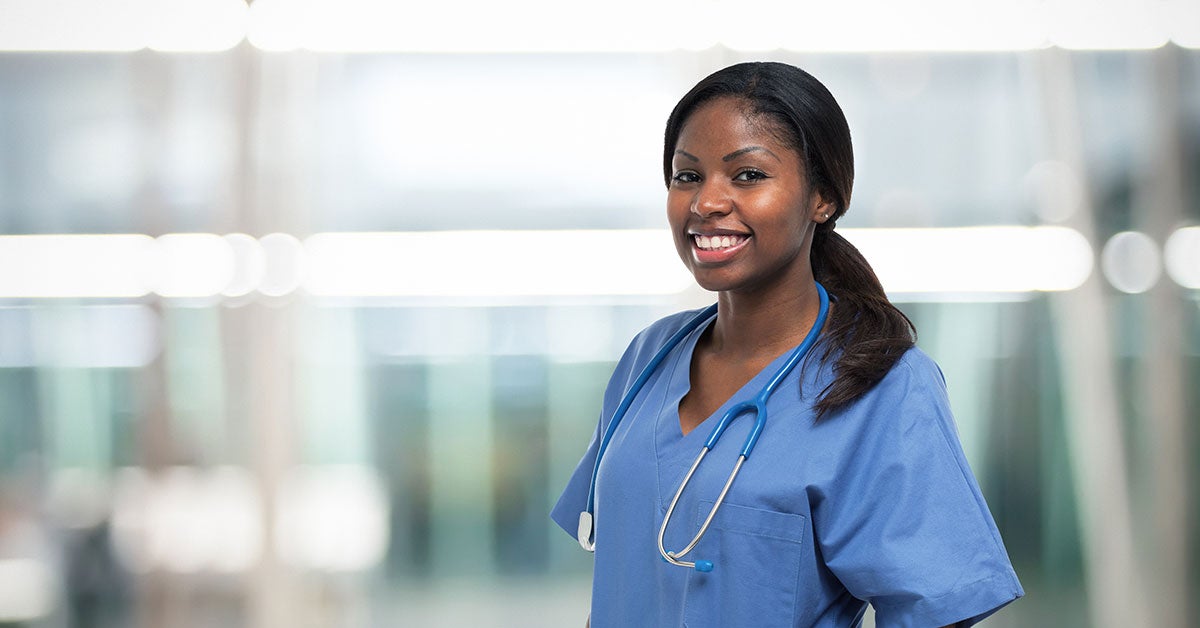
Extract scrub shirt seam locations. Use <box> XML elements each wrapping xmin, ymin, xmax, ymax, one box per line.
<box><xmin>705</xmin><ymin>523</ymin><xmax>805</xmax><ymax>544</ymax></box>
<box><xmin>872</xmin><ymin>571</ymin><xmax>1014</xmax><ymax>625</ymax></box>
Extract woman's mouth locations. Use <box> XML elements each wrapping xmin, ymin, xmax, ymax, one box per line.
<box><xmin>693</xmin><ymin>234</ymin><xmax>747</xmax><ymax>250</ymax></box>
<box><xmin>690</xmin><ymin>233</ymin><xmax>750</xmax><ymax>263</ymax></box>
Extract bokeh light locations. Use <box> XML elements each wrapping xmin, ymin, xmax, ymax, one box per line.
<box><xmin>1101</xmin><ymin>231</ymin><xmax>1162</xmax><ymax>294</ymax></box>
<box><xmin>1163</xmin><ymin>226</ymin><xmax>1200</xmax><ymax>289</ymax></box>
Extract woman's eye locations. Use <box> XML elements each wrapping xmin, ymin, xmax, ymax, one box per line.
<box><xmin>734</xmin><ymin>169</ymin><xmax>768</xmax><ymax>182</ymax></box>
<box><xmin>672</xmin><ymin>172</ymin><xmax>700</xmax><ymax>184</ymax></box>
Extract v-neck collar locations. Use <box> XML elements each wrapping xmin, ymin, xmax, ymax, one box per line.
<box><xmin>651</xmin><ymin>311</ymin><xmax>798</xmax><ymax>509</ymax></box>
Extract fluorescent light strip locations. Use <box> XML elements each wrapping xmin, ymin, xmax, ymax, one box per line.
<box><xmin>1047</xmin><ymin>0</ymin><xmax>1169</xmax><ymax>50</ymax></box>
<box><xmin>245</xmin><ymin>0</ymin><xmax>1195</xmax><ymax>52</ymax></box>
<box><xmin>0</xmin><ymin>227</ymin><xmax>1110</xmax><ymax>300</ymax></box>
<box><xmin>0</xmin><ymin>234</ymin><xmax>154</xmax><ymax>298</ymax></box>
<box><xmin>724</xmin><ymin>0</ymin><xmax>1050</xmax><ymax>53</ymax></box>
<box><xmin>149</xmin><ymin>233</ymin><xmax>236</xmax><ymax>298</ymax></box>
<box><xmin>842</xmin><ymin>226</ymin><xmax>1093</xmax><ymax>294</ymax></box>
<box><xmin>0</xmin><ymin>0</ymin><xmax>247</xmax><ymax>52</ymax></box>
<box><xmin>0</xmin><ymin>234</ymin><xmax>242</xmax><ymax>299</ymax></box>
<box><xmin>1169</xmin><ymin>0</ymin><xmax>1200</xmax><ymax>48</ymax></box>
<box><xmin>3</xmin><ymin>0</ymin><xmax>1198</xmax><ymax>52</ymax></box>
<box><xmin>248</xmin><ymin>0</ymin><xmax>717</xmax><ymax>53</ymax></box>
<box><xmin>302</xmin><ymin>230</ymin><xmax>692</xmax><ymax>297</ymax></box>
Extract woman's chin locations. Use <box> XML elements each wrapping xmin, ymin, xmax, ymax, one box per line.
<box><xmin>690</xmin><ymin>274</ymin><xmax>740</xmax><ymax>294</ymax></box>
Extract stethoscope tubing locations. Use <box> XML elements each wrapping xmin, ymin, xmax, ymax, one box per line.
<box><xmin>700</xmin><ymin>283</ymin><xmax>830</xmax><ymax>459</ymax></box>
<box><xmin>578</xmin><ymin>302</ymin><xmax>717</xmax><ymax>551</ymax></box>
<box><xmin>583</xmin><ymin>302</ymin><xmax>718</xmax><ymax>516</ymax></box>
<box><xmin>658</xmin><ymin>283</ymin><xmax>830</xmax><ymax>569</ymax></box>
<box><xmin>578</xmin><ymin>282</ymin><xmax>830</xmax><ymax>565</ymax></box>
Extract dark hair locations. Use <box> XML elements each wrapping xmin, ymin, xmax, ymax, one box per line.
<box><xmin>663</xmin><ymin>61</ymin><xmax>916</xmax><ymax>419</ymax></box>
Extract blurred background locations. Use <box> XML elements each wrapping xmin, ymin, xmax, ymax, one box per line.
<box><xmin>0</xmin><ymin>1</ymin><xmax>1197</xmax><ymax>627</ymax></box>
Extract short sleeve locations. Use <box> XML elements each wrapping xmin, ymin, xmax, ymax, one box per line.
<box><xmin>550</xmin><ymin>418</ymin><xmax>601</xmax><ymax>539</ymax></box>
<box><xmin>813</xmin><ymin>352</ymin><xmax>1023</xmax><ymax>627</ymax></box>
<box><xmin>548</xmin><ymin>313</ymin><xmax>692</xmax><ymax>540</ymax></box>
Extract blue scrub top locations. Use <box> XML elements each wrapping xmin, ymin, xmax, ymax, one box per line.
<box><xmin>551</xmin><ymin>308</ymin><xmax>1023</xmax><ymax>628</ymax></box>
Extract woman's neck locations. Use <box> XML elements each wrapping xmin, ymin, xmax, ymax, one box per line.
<box><xmin>707</xmin><ymin>277</ymin><xmax>825</xmax><ymax>362</ymax></box>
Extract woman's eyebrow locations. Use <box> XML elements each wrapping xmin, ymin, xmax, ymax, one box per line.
<box><xmin>723</xmin><ymin>146</ymin><xmax>779</xmax><ymax>162</ymax></box>
<box><xmin>674</xmin><ymin>146</ymin><xmax>780</xmax><ymax>162</ymax></box>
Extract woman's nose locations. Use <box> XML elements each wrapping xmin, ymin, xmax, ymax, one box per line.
<box><xmin>692</xmin><ymin>182</ymin><xmax>733</xmax><ymax>217</ymax></box>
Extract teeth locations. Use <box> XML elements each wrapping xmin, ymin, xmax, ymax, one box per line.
<box><xmin>693</xmin><ymin>234</ymin><xmax>746</xmax><ymax>251</ymax></box>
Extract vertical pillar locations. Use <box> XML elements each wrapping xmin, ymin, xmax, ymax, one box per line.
<box><xmin>1130</xmin><ymin>47</ymin><xmax>1189</xmax><ymax>628</ymax></box>
<box><xmin>234</xmin><ymin>303</ymin><xmax>300</xmax><ymax>628</ymax></box>
<box><xmin>1032</xmin><ymin>49</ymin><xmax>1150</xmax><ymax>628</ymax></box>
<box><xmin>227</xmin><ymin>44</ymin><xmax>320</xmax><ymax>628</ymax></box>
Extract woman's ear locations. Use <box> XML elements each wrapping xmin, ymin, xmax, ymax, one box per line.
<box><xmin>810</xmin><ymin>194</ymin><xmax>835</xmax><ymax>224</ymax></box>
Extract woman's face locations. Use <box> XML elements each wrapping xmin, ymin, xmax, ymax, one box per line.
<box><xmin>667</xmin><ymin>97</ymin><xmax>831</xmax><ymax>296</ymax></box>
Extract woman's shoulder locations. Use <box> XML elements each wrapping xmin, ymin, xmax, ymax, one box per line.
<box><xmin>833</xmin><ymin>346</ymin><xmax>951</xmax><ymax>427</ymax></box>
<box><xmin>889</xmin><ymin>345</ymin><xmax>947</xmax><ymax>388</ymax></box>
<box><xmin>630</xmin><ymin>306</ymin><xmax>714</xmax><ymax>350</ymax></box>
<box><xmin>847</xmin><ymin>346</ymin><xmax>963</xmax><ymax>452</ymax></box>
<box><xmin>817</xmin><ymin>343</ymin><xmax>945</xmax><ymax>395</ymax></box>
<box><xmin>605</xmin><ymin>306</ymin><xmax>714</xmax><ymax>388</ymax></box>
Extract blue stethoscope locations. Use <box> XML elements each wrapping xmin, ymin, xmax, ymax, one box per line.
<box><xmin>577</xmin><ymin>282</ymin><xmax>830</xmax><ymax>573</ymax></box>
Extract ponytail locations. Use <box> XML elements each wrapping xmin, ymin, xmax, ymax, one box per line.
<box><xmin>810</xmin><ymin>224</ymin><xmax>915</xmax><ymax>419</ymax></box>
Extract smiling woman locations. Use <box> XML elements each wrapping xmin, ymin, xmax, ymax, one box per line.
<box><xmin>551</xmin><ymin>62</ymin><xmax>1024</xmax><ymax>628</ymax></box>
<box><xmin>666</xmin><ymin>98</ymin><xmax>819</xmax><ymax>299</ymax></box>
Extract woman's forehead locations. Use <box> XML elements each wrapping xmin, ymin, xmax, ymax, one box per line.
<box><xmin>675</xmin><ymin>99</ymin><xmax>795</xmax><ymax>157</ymax></box>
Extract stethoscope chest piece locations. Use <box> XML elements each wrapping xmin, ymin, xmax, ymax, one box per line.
<box><xmin>577</xmin><ymin>511</ymin><xmax>595</xmax><ymax>551</ymax></box>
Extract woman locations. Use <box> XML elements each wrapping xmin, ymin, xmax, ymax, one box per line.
<box><xmin>551</xmin><ymin>62</ymin><xmax>1022</xmax><ymax>627</ymax></box>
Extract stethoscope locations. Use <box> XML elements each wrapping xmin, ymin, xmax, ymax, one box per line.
<box><xmin>577</xmin><ymin>282</ymin><xmax>830</xmax><ymax>573</ymax></box>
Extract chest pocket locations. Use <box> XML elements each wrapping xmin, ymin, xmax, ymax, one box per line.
<box><xmin>682</xmin><ymin>501</ymin><xmax>805</xmax><ymax>628</ymax></box>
